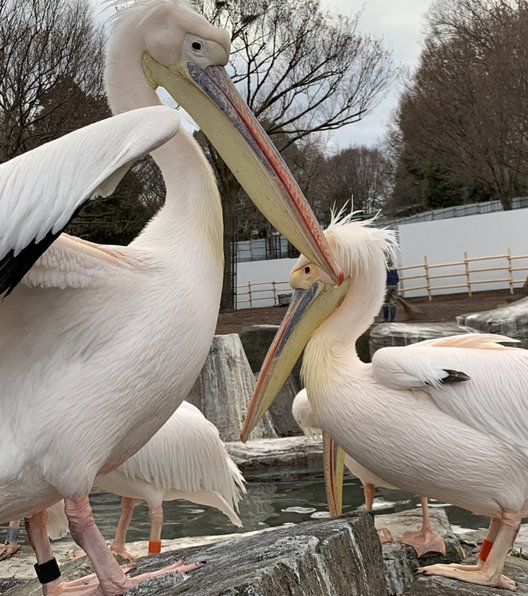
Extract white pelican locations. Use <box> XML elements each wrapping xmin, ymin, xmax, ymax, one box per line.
<box><xmin>0</xmin><ymin>0</ymin><xmax>341</xmax><ymax>593</ymax></box>
<box><xmin>242</xmin><ymin>213</ymin><xmax>528</xmax><ymax>591</ymax></box>
<box><xmin>291</xmin><ymin>389</ymin><xmax>445</xmax><ymax>556</ymax></box>
<box><xmin>94</xmin><ymin>401</ymin><xmax>246</xmax><ymax>559</ymax></box>
<box><xmin>2</xmin><ymin>402</ymin><xmax>245</xmax><ymax>561</ymax></box>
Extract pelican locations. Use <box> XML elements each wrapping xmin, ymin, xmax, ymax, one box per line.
<box><xmin>0</xmin><ymin>0</ymin><xmax>341</xmax><ymax>593</ymax></box>
<box><xmin>242</xmin><ymin>213</ymin><xmax>528</xmax><ymax>591</ymax></box>
<box><xmin>2</xmin><ymin>402</ymin><xmax>245</xmax><ymax>561</ymax></box>
<box><xmin>95</xmin><ymin>401</ymin><xmax>246</xmax><ymax>559</ymax></box>
<box><xmin>291</xmin><ymin>389</ymin><xmax>445</xmax><ymax>556</ymax></box>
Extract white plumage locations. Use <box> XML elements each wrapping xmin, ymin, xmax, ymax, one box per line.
<box><xmin>243</xmin><ymin>214</ymin><xmax>528</xmax><ymax>591</ymax></box>
<box><xmin>4</xmin><ymin>403</ymin><xmax>245</xmax><ymax>557</ymax></box>
<box><xmin>95</xmin><ymin>402</ymin><xmax>246</xmax><ymax>556</ymax></box>
<box><xmin>0</xmin><ymin>0</ymin><xmax>335</xmax><ymax>591</ymax></box>
<box><xmin>292</xmin><ymin>389</ymin><xmax>388</xmax><ymax>487</ymax></box>
<box><xmin>291</xmin><ymin>388</ymin><xmax>445</xmax><ymax>557</ymax></box>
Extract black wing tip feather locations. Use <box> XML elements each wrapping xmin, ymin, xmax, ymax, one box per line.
<box><xmin>440</xmin><ymin>369</ymin><xmax>471</xmax><ymax>384</ymax></box>
<box><xmin>0</xmin><ymin>205</ymin><xmax>83</xmax><ymax>299</ymax></box>
<box><xmin>0</xmin><ymin>229</ymin><xmax>61</xmax><ymax>298</ymax></box>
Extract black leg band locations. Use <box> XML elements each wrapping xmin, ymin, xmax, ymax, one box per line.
<box><xmin>34</xmin><ymin>557</ymin><xmax>61</xmax><ymax>584</ymax></box>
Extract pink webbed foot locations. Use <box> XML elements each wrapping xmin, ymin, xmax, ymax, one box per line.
<box><xmin>377</xmin><ymin>528</ymin><xmax>393</xmax><ymax>544</ymax></box>
<box><xmin>401</xmin><ymin>528</ymin><xmax>446</xmax><ymax>558</ymax></box>
<box><xmin>0</xmin><ymin>541</ymin><xmax>21</xmax><ymax>560</ymax></box>
<box><xmin>41</xmin><ymin>561</ymin><xmax>204</xmax><ymax>594</ymax></box>
<box><xmin>417</xmin><ymin>563</ymin><xmax>517</xmax><ymax>591</ymax></box>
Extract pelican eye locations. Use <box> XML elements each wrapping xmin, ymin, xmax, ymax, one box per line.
<box><xmin>191</xmin><ymin>41</ymin><xmax>202</xmax><ymax>51</ymax></box>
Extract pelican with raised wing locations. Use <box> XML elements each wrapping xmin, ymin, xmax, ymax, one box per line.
<box><xmin>242</xmin><ymin>213</ymin><xmax>528</xmax><ymax>591</ymax></box>
<box><xmin>0</xmin><ymin>0</ymin><xmax>340</xmax><ymax>593</ymax></box>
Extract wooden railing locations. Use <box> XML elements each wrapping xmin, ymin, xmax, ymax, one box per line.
<box><xmin>236</xmin><ymin>249</ymin><xmax>528</xmax><ymax>309</ymax></box>
<box><xmin>236</xmin><ymin>280</ymin><xmax>293</xmax><ymax>309</ymax></box>
<box><xmin>399</xmin><ymin>250</ymin><xmax>528</xmax><ymax>300</ymax></box>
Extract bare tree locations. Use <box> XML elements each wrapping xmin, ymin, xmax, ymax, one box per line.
<box><xmin>194</xmin><ymin>0</ymin><xmax>394</xmax><ymax>308</ymax></box>
<box><xmin>313</xmin><ymin>146</ymin><xmax>392</xmax><ymax>224</ymax></box>
<box><xmin>0</xmin><ymin>0</ymin><xmax>106</xmax><ymax>162</ymax></box>
<box><xmin>390</xmin><ymin>0</ymin><xmax>528</xmax><ymax>211</ymax></box>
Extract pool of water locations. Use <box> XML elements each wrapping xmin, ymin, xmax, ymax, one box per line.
<box><xmin>1</xmin><ymin>468</ymin><xmax>489</xmax><ymax>544</ymax></box>
<box><xmin>90</xmin><ymin>468</ymin><xmax>489</xmax><ymax>542</ymax></box>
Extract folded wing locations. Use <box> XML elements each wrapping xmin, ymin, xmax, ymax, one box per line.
<box><xmin>372</xmin><ymin>334</ymin><xmax>528</xmax><ymax>457</ymax></box>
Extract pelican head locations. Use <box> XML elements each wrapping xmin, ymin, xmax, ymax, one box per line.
<box><xmin>111</xmin><ymin>0</ymin><xmax>342</xmax><ymax>282</ymax></box>
<box><xmin>240</xmin><ymin>215</ymin><xmax>396</xmax><ymax>440</ymax></box>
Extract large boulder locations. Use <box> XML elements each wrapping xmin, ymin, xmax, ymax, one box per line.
<box><xmin>3</xmin><ymin>514</ymin><xmax>386</xmax><ymax>595</ymax></box>
<box><xmin>226</xmin><ymin>436</ymin><xmax>323</xmax><ymax>473</ymax></box>
<box><xmin>186</xmin><ymin>334</ymin><xmax>277</xmax><ymax>441</ymax></box>
<box><xmin>127</xmin><ymin>512</ymin><xmax>386</xmax><ymax>595</ymax></box>
<box><xmin>458</xmin><ymin>296</ymin><xmax>528</xmax><ymax>348</ymax></box>
<box><xmin>375</xmin><ymin>508</ymin><xmax>465</xmax><ymax>595</ymax></box>
<box><xmin>240</xmin><ymin>325</ymin><xmax>303</xmax><ymax>436</ymax></box>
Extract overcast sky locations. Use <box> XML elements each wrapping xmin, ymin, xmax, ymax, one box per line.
<box><xmin>323</xmin><ymin>0</ymin><xmax>434</xmax><ymax>150</ymax></box>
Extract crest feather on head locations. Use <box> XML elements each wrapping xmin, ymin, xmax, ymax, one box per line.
<box><xmin>323</xmin><ymin>207</ymin><xmax>398</xmax><ymax>275</ymax></box>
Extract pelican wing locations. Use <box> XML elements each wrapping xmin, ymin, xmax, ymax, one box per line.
<box><xmin>21</xmin><ymin>233</ymin><xmax>144</xmax><ymax>290</ymax></box>
<box><xmin>115</xmin><ymin>402</ymin><xmax>246</xmax><ymax>510</ymax></box>
<box><xmin>0</xmin><ymin>105</ymin><xmax>180</xmax><ymax>297</ymax></box>
<box><xmin>372</xmin><ymin>335</ymin><xmax>528</xmax><ymax>456</ymax></box>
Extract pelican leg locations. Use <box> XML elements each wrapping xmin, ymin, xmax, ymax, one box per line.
<box><xmin>0</xmin><ymin>519</ymin><xmax>22</xmax><ymax>560</ymax></box>
<box><xmin>148</xmin><ymin>505</ymin><xmax>164</xmax><ymax>555</ymax></box>
<box><xmin>418</xmin><ymin>512</ymin><xmax>520</xmax><ymax>591</ymax></box>
<box><xmin>448</xmin><ymin>517</ymin><xmax>501</xmax><ymax>571</ymax></box>
<box><xmin>364</xmin><ymin>483</ymin><xmax>392</xmax><ymax>544</ymax></box>
<box><xmin>25</xmin><ymin>510</ymin><xmax>101</xmax><ymax>595</ymax></box>
<box><xmin>61</xmin><ymin>496</ymin><xmax>202</xmax><ymax>596</ymax></box>
<box><xmin>109</xmin><ymin>497</ymin><xmax>136</xmax><ymax>561</ymax></box>
<box><xmin>401</xmin><ymin>496</ymin><xmax>446</xmax><ymax>557</ymax></box>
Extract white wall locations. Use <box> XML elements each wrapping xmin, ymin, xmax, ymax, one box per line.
<box><xmin>235</xmin><ymin>208</ymin><xmax>528</xmax><ymax>308</ymax></box>
<box><xmin>237</xmin><ymin>258</ymin><xmax>297</xmax><ymax>308</ymax></box>
<box><xmin>398</xmin><ymin>209</ymin><xmax>528</xmax><ymax>297</ymax></box>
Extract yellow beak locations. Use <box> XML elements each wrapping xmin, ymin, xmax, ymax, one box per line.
<box><xmin>240</xmin><ymin>278</ymin><xmax>349</xmax><ymax>441</ymax></box>
<box><xmin>323</xmin><ymin>431</ymin><xmax>345</xmax><ymax>517</ymax></box>
<box><xmin>142</xmin><ymin>53</ymin><xmax>343</xmax><ymax>285</ymax></box>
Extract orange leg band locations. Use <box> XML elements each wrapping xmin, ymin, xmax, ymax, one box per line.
<box><xmin>148</xmin><ymin>540</ymin><xmax>162</xmax><ymax>555</ymax></box>
<box><xmin>479</xmin><ymin>538</ymin><xmax>493</xmax><ymax>562</ymax></box>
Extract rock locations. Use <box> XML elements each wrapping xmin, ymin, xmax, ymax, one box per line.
<box><xmin>186</xmin><ymin>334</ymin><xmax>277</xmax><ymax>441</ymax></box>
<box><xmin>124</xmin><ymin>512</ymin><xmax>386</xmax><ymax>595</ymax></box>
<box><xmin>239</xmin><ymin>325</ymin><xmax>303</xmax><ymax>388</ymax></box>
<box><xmin>374</xmin><ymin>508</ymin><xmax>465</xmax><ymax>595</ymax></box>
<box><xmin>5</xmin><ymin>514</ymin><xmax>385</xmax><ymax>596</ymax></box>
<box><xmin>369</xmin><ymin>323</ymin><xmax>474</xmax><ymax>357</ymax></box>
<box><xmin>265</xmin><ymin>375</ymin><xmax>301</xmax><ymax>437</ymax></box>
<box><xmin>2</xmin><ymin>556</ymin><xmax>96</xmax><ymax>595</ymax></box>
<box><xmin>239</xmin><ymin>325</ymin><xmax>305</xmax><ymax>436</ymax></box>
<box><xmin>404</xmin><ymin>556</ymin><xmax>528</xmax><ymax>595</ymax></box>
<box><xmin>226</xmin><ymin>436</ymin><xmax>323</xmax><ymax>474</ymax></box>
<box><xmin>457</xmin><ymin>296</ymin><xmax>528</xmax><ymax>348</ymax></box>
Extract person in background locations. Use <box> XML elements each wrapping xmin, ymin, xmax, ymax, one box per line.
<box><xmin>383</xmin><ymin>258</ymin><xmax>399</xmax><ymax>322</ymax></box>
